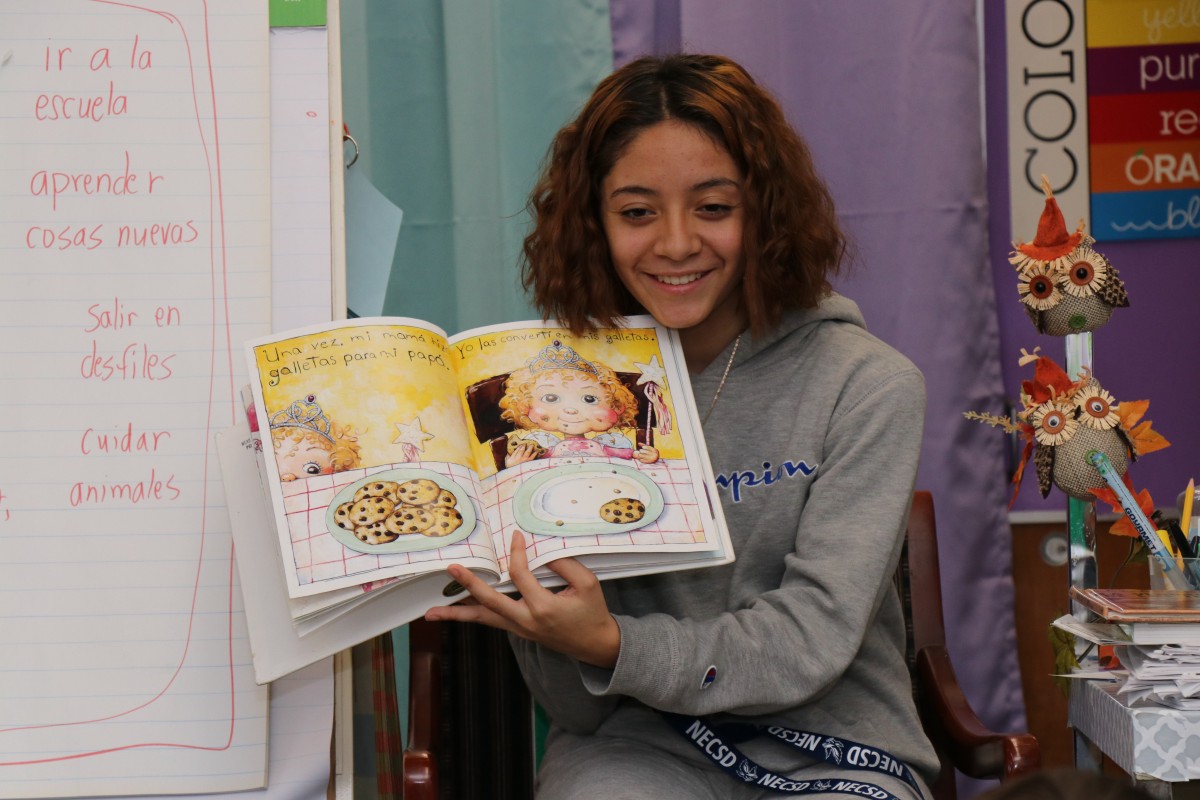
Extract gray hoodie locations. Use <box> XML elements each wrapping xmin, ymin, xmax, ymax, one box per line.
<box><xmin>511</xmin><ymin>294</ymin><xmax>940</xmax><ymax>788</ymax></box>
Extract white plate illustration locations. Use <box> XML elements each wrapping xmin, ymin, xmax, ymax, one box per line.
<box><xmin>325</xmin><ymin>468</ymin><xmax>476</xmax><ymax>554</ymax></box>
<box><xmin>512</xmin><ymin>462</ymin><xmax>664</xmax><ymax>536</ymax></box>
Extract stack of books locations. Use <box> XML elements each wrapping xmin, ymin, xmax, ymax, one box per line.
<box><xmin>1062</xmin><ymin>587</ymin><xmax>1200</xmax><ymax>709</ymax></box>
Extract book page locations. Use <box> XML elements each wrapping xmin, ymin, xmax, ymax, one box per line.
<box><xmin>448</xmin><ymin>318</ymin><xmax>730</xmax><ymax>577</ymax></box>
<box><xmin>0</xmin><ymin>2</ymin><xmax>270</xmax><ymax>796</ymax></box>
<box><xmin>244</xmin><ymin>318</ymin><xmax>499</xmax><ymax>598</ymax></box>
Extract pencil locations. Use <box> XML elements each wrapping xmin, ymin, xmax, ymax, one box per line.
<box><xmin>1183</xmin><ymin>477</ymin><xmax>1195</xmax><ymax>538</ymax></box>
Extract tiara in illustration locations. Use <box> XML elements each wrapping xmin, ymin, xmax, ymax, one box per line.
<box><xmin>527</xmin><ymin>340</ymin><xmax>599</xmax><ymax>376</ymax></box>
<box><xmin>269</xmin><ymin>394</ymin><xmax>334</xmax><ymax>443</ymax></box>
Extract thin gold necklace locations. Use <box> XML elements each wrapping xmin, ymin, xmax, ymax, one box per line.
<box><xmin>702</xmin><ymin>334</ymin><xmax>742</xmax><ymax>424</ymax></box>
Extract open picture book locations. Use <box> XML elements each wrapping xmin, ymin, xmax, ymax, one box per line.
<box><xmin>221</xmin><ymin>315</ymin><xmax>733</xmax><ymax>682</ymax></box>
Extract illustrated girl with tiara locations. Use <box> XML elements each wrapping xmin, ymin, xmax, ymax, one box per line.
<box><xmin>269</xmin><ymin>394</ymin><xmax>362</xmax><ymax>481</ymax></box>
<box><xmin>498</xmin><ymin>340</ymin><xmax>659</xmax><ymax>468</ymax></box>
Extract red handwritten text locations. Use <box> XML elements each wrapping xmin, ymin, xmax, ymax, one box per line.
<box><xmin>80</xmin><ymin>340</ymin><xmax>176</xmax><ymax>382</ymax></box>
<box><xmin>69</xmin><ymin>468</ymin><xmax>181</xmax><ymax>506</ymax></box>
<box><xmin>30</xmin><ymin>151</ymin><xmax>162</xmax><ymax>211</ymax></box>
<box><xmin>80</xmin><ymin>423</ymin><xmax>172</xmax><ymax>455</ymax></box>
<box><xmin>35</xmin><ymin>80</ymin><xmax>129</xmax><ymax>122</ymax></box>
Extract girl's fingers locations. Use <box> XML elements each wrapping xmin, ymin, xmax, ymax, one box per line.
<box><xmin>506</xmin><ymin>530</ymin><xmax>547</xmax><ymax>599</ymax></box>
<box><xmin>426</xmin><ymin>600</ymin><xmax>516</xmax><ymax>633</ymax></box>
<box><xmin>445</xmin><ymin>563</ymin><xmax>526</xmax><ymax>622</ymax></box>
<box><xmin>543</xmin><ymin>555</ymin><xmax>596</xmax><ymax>589</ymax></box>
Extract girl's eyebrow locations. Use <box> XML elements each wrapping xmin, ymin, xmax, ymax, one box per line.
<box><xmin>608</xmin><ymin>177</ymin><xmax>739</xmax><ymax>199</ymax></box>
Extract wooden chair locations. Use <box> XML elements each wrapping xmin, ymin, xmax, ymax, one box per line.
<box><xmin>403</xmin><ymin>491</ymin><xmax>1040</xmax><ymax>799</ymax></box>
<box><xmin>898</xmin><ymin>491</ymin><xmax>1041</xmax><ymax>799</ymax></box>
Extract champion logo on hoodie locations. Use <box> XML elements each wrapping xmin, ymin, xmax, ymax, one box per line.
<box><xmin>714</xmin><ymin>459</ymin><xmax>816</xmax><ymax>503</ymax></box>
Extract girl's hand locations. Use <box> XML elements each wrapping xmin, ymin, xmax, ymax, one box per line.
<box><xmin>504</xmin><ymin>442</ymin><xmax>541</xmax><ymax>467</ymax></box>
<box><xmin>424</xmin><ymin>530</ymin><xmax>620</xmax><ymax>669</ymax></box>
<box><xmin>632</xmin><ymin>445</ymin><xmax>659</xmax><ymax>463</ymax></box>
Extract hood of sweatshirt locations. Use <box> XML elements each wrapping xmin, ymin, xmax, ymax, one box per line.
<box><xmin>712</xmin><ymin>291</ymin><xmax>867</xmax><ymax>375</ymax></box>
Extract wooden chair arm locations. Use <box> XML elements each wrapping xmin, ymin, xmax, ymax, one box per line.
<box><xmin>403</xmin><ymin>624</ymin><xmax>441</xmax><ymax>800</ymax></box>
<box><xmin>916</xmin><ymin>644</ymin><xmax>1041</xmax><ymax>781</ymax></box>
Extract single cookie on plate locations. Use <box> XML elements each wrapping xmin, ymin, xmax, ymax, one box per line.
<box><xmin>431</xmin><ymin>488</ymin><xmax>457</xmax><ymax>508</ymax></box>
<box><xmin>386</xmin><ymin>505</ymin><xmax>436</xmax><ymax>535</ymax></box>
<box><xmin>424</xmin><ymin>506</ymin><xmax>464</xmax><ymax>537</ymax></box>
<box><xmin>333</xmin><ymin>501</ymin><xmax>358</xmax><ymax>531</ymax></box>
<box><xmin>395</xmin><ymin>478</ymin><xmax>442</xmax><ymax>506</ymax></box>
<box><xmin>599</xmin><ymin>497</ymin><xmax>646</xmax><ymax>524</ymax></box>
<box><xmin>348</xmin><ymin>495</ymin><xmax>396</xmax><ymax>527</ymax></box>
<box><xmin>354</xmin><ymin>480</ymin><xmax>401</xmax><ymax>504</ymax></box>
<box><xmin>354</xmin><ymin>521</ymin><xmax>400</xmax><ymax>545</ymax></box>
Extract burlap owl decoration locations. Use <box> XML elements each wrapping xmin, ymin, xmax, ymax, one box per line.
<box><xmin>1010</xmin><ymin>176</ymin><xmax>1130</xmax><ymax>336</ymax></box>
<box><xmin>965</xmin><ymin>350</ymin><xmax>1168</xmax><ymax>504</ymax></box>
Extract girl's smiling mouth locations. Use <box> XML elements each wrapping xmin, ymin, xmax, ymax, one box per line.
<box><xmin>654</xmin><ymin>272</ymin><xmax>706</xmax><ymax>286</ymax></box>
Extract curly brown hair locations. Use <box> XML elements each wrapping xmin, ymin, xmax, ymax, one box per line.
<box><xmin>522</xmin><ymin>53</ymin><xmax>847</xmax><ymax>338</ymax></box>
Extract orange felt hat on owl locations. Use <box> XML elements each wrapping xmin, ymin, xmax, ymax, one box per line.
<box><xmin>1016</xmin><ymin>175</ymin><xmax>1084</xmax><ymax>261</ymax></box>
<box><xmin>1019</xmin><ymin>351</ymin><xmax>1079</xmax><ymax>406</ymax></box>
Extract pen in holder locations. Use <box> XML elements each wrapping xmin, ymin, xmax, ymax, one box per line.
<box><xmin>1088</xmin><ymin>451</ymin><xmax>1194</xmax><ymax>590</ymax></box>
<box><xmin>1177</xmin><ymin>478</ymin><xmax>1199</xmax><ymax>547</ymax></box>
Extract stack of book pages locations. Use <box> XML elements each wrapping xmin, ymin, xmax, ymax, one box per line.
<box><xmin>1059</xmin><ymin>587</ymin><xmax>1200</xmax><ymax>709</ymax></box>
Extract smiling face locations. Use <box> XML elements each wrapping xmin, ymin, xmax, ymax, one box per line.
<box><xmin>600</xmin><ymin>120</ymin><xmax>747</xmax><ymax>369</ymax></box>
<box><xmin>527</xmin><ymin>370</ymin><xmax>621</xmax><ymax>436</ymax></box>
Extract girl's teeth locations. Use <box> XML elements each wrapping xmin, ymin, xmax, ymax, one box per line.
<box><xmin>659</xmin><ymin>273</ymin><xmax>702</xmax><ymax>286</ymax></box>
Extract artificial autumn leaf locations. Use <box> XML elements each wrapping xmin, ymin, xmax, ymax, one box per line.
<box><xmin>1116</xmin><ymin>399</ymin><xmax>1148</xmax><ymax>430</ymax></box>
<box><xmin>1009</xmin><ymin>436</ymin><xmax>1035</xmax><ymax>508</ymax></box>
<box><xmin>1127</xmin><ymin>420</ymin><xmax>1170</xmax><ymax>457</ymax></box>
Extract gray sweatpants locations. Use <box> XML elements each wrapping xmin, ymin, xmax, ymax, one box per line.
<box><xmin>536</xmin><ymin>729</ymin><xmax>931</xmax><ymax>800</ymax></box>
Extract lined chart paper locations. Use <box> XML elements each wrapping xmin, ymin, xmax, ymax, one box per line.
<box><xmin>0</xmin><ymin>2</ymin><xmax>272</xmax><ymax>796</ymax></box>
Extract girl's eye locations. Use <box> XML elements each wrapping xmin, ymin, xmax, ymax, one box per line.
<box><xmin>303</xmin><ymin>462</ymin><xmax>322</xmax><ymax>475</ymax></box>
<box><xmin>540</xmin><ymin>393</ymin><xmax>560</xmax><ymax>403</ymax></box>
<box><xmin>582</xmin><ymin>394</ymin><xmax>599</xmax><ymax>404</ymax></box>
<box><xmin>619</xmin><ymin>207</ymin><xmax>653</xmax><ymax>221</ymax></box>
<box><xmin>698</xmin><ymin>203</ymin><xmax>732</xmax><ymax>216</ymax></box>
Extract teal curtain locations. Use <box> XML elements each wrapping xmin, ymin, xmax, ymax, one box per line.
<box><xmin>338</xmin><ymin>0</ymin><xmax>613</xmax><ymax>757</ymax></box>
<box><xmin>340</xmin><ymin>0</ymin><xmax>613</xmax><ymax>333</ymax></box>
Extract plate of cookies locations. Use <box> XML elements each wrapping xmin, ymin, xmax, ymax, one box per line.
<box><xmin>326</xmin><ymin>468</ymin><xmax>477</xmax><ymax>554</ymax></box>
<box><xmin>512</xmin><ymin>462</ymin><xmax>664</xmax><ymax>536</ymax></box>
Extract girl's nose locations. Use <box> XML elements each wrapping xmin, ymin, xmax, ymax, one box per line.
<box><xmin>653</xmin><ymin>212</ymin><xmax>700</xmax><ymax>261</ymax></box>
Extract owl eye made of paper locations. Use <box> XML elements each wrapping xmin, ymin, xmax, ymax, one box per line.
<box><xmin>1018</xmin><ymin>266</ymin><xmax>1061</xmax><ymax>312</ymax></box>
<box><xmin>1028</xmin><ymin>400</ymin><xmax>1078</xmax><ymax>447</ymax></box>
<box><xmin>1072</xmin><ymin>381</ymin><xmax>1119</xmax><ymax>430</ymax></box>
<box><xmin>1058</xmin><ymin>247</ymin><xmax>1109</xmax><ymax>299</ymax></box>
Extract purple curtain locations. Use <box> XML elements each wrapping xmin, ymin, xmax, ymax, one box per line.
<box><xmin>610</xmin><ymin>1</ymin><xmax>1024</xmax><ymax>791</ymax></box>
